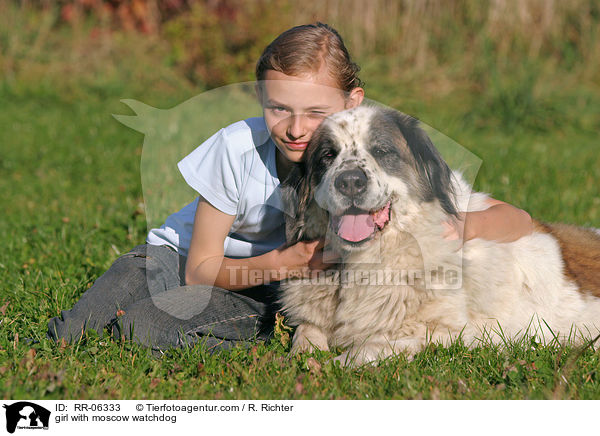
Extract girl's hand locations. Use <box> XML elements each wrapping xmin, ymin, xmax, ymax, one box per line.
<box><xmin>442</xmin><ymin>212</ymin><xmax>466</xmax><ymax>242</ymax></box>
<box><xmin>274</xmin><ymin>239</ymin><xmax>340</xmax><ymax>280</ymax></box>
<box><xmin>442</xmin><ymin>200</ymin><xmax>533</xmax><ymax>245</ymax></box>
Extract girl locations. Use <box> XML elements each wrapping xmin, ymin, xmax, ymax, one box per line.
<box><xmin>48</xmin><ymin>23</ymin><xmax>533</xmax><ymax>352</ymax></box>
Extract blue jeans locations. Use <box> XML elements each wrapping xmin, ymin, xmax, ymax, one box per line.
<box><xmin>47</xmin><ymin>244</ymin><xmax>280</xmax><ymax>352</ymax></box>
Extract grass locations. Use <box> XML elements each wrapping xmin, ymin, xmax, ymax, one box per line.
<box><xmin>2</xmin><ymin>77</ymin><xmax>600</xmax><ymax>399</ymax></box>
<box><xmin>2</xmin><ymin>3</ymin><xmax>600</xmax><ymax>400</ymax></box>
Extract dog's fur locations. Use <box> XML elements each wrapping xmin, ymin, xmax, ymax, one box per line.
<box><xmin>279</xmin><ymin>105</ymin><xmax>600</xmax><ymax>366</ymax></box>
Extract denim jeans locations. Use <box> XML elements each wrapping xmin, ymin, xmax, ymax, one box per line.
<box><xmin>47</xmin><ymin>244</ymin><xmax>280</xmax><ymax>352</ymax></box>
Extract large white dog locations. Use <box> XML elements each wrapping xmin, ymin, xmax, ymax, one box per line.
<box><xmin>279</xmin><ymin>105</ymin><xmax>600</xmax><ymax>366</ymax></box>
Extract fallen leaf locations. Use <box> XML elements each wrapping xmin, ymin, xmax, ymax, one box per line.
<box><xmin>457</xmin><ymin>379</ymin><xmax>468</xmax><ymax>394</ymax></box>
<box><xmin>274</xmin><ymin>312</ymin><xmax>293</xmax><ymax>347</ymax></box>
<box><xmin>306</xmin><ymin>357</ymin><xmax>322</xmax><ymax>375</ymax></box>
<box><xmin>25</xmin><ymin>348</ymin><xmax>36</xmax><ymax>370</ymax></box>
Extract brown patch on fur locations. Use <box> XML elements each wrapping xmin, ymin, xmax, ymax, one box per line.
<box><xmin>532</xmin><ymin>219</ymin><xmax>551</xmax><ymax>234</ymax></box>
<box><xmin>534</xmin><ymin>219</ymin><xmax>600</xmax><ymax>297</ymax></box>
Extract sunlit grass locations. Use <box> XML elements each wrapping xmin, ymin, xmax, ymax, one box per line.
<box><xmin>1</xmin><ymin>2</ymin><xmax>600</xmax><ymax>400</ymax></box>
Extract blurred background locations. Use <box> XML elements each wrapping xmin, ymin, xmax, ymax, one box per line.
<box><xmin>3</xmin><ymin>0</ymin><xmax>599</xmax><ymax>118</ymax></box>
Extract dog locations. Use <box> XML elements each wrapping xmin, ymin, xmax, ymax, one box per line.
<box><xmin>279</xmin><ymin>105</ymin><xmax>600</xmax><ymax>366</ymax></box>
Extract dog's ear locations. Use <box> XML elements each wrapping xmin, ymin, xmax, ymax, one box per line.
<box><xmin>280</xmin><ymin>129</ymin><xmax>328</xmax><ymax>243</ymax></box>
<box><xmin>280</xmin><ymin>162</ymin><xmax>309</xmax><ymax>243</ymax></box>
<box><xmin>390</xmin><ymin>110</ymin><xmax>458</xmax><ymax>216</ymax></box>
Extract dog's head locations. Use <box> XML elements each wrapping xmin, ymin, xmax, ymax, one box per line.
<box><xmin>284</xmin><ymin>105</ymin><xmax>457</xmax><ymax>252</ymax></box>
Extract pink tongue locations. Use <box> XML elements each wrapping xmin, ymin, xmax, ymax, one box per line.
<box><xmin>373</xmin><ymin>202</ymin><xmax>390</xmax><ymax>228</ymax></box>
<box><xmin>336</xmin><ymin>214</ymin><xmax>375</xmax><ymax>242</ymax></box>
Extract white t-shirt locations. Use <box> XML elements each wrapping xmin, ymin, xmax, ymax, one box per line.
<box><xmin>146</xmin><ymin>117</ymin><xmax>287</xmax><ymax>258</ymax></box>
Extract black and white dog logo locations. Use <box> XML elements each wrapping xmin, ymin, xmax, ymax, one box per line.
<box><xmin>3</xmin><ymin>402</ymin><xmax>50</xmax><ymax>433</ymax></box>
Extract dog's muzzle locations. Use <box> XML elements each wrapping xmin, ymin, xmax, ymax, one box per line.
<box><xmin>328</xmin><ymin>167</ymin><xmax>392</xmax><ymax>244</ymax></box>
<box><xmin>334</xmin><ymin>168</ymin><xmax>368</xmax><ymax>198</ymax></box>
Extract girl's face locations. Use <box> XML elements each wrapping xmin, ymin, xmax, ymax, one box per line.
<box><xmin>258</xmin><ymin>67</ymin><xmax>364</xmax><ymax>165</ymax></box>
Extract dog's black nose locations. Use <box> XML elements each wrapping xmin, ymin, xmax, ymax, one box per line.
<box><xmin>335</xmin><ymin>168</ymin><xmax>368</xmax><ymax>197</ymax></box>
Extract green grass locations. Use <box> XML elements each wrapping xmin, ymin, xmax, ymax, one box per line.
<box><xmin>2</xmin><ymin>7</ymin><xmax>600</xmax><ymax>399</ymax></box>
<box><xmin>2</xmin><ymin>77</ymin><xmax>600</xmax><ymax>399</ymax></box>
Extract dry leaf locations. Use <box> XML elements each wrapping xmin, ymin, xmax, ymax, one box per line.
<box><xmin>25</xmin><ymin>348</ymin><xmax>37</xmax><ymax>371</ymax></box>
<box><xmin>274</xmin><ymin>312</ymin><xmax>292</xmax><ymax>347</ymax></box>
<box><xmin>457</xmin><ymin>379</ymin><xmax>468</xmax><ymax>394</ymax></box>
<box><xmin>306</xmin><ymin>357</ymin><xmax>322</xmax><ymax>375</ymax></box>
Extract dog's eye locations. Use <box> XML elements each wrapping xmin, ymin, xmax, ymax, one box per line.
<box><xmin>322</xmin><ymin>149</ymin><xmax>337</xmax><ymax>160</ymax></box>
<box><xmin>372</xmin><ymin>147</ymin><xmax>386</xmax><ymax>156</ymax></box>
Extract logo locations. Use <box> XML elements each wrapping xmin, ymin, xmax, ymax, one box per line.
<box><xmin>3</xmin><ymin>402</ymin><xmax>50</xmax><ymax>433</ymax></box>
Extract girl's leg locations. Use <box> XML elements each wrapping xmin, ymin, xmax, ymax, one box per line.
<box><xmin>47</xmin><ymin>244</ymin><xmax>182</xmax><ymax>342</ymax></box>
<box><xmin>110</xmin><ymin>283</ymin><xmax>280</xmax><ymax>352</ymax></box>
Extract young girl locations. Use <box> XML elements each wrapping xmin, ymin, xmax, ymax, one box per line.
<box><xmin>48</xmin><ymin>23</ymin><xmax>533</xmax><ymax>352</ymax></box>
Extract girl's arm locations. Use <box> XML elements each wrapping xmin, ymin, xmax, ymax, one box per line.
<box><xmin>444</xmin><ymin>198</ymin><xmax>533</xmax><ymax>243</ymax></box>
<box><xmin>185</xmin><ymin>197</ymin><xmax>331</xmax><ymax>290</ymax></box>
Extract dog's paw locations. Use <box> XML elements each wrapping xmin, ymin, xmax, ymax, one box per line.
<box><xmin>290</xmin><ymin>324</ymin><xmax>329</xmax><ymax>354</ymax></box>
<box><xmin>324</xmin><ymin>351</ymin><xmax>347</xmax><ymax>367</ymax></box>
<box><xmin>389</xmin><ymin>338</ymin><xmax>424</xmax><ymax>360</ymax></box>
<box><xmin>328</xmin><ymin>342</ymin><xmax>418</xmax><ymax>367</ymax></box>
<box><xmin>290</xmin><ymin>339</ymin><xmax>319</xmax><ymax>354</ymax></box>
<box><xmin>329</xmin><ymin>350</ymin><xmax>374</xmax><ymax>368</ymax></box>
<box><xmin>330</xmin><ymin>351</ymin><xmax>354</xmax><ymax>367</ymax></box>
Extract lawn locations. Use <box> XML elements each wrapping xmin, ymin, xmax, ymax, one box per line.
<box><xmin>1</xmin><ymin>2</ymin><xmax>600</xmax><ymax>400</ymax></box>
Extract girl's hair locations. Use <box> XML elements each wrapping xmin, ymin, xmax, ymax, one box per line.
<box><xmin>255</xmin><ymin>22</ymin><xmax>364</xmax><ymax>92</ymax></box>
